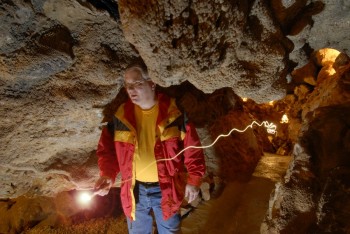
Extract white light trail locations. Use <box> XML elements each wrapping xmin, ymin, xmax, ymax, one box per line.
<box><xmin>116</xmin><ymin>120</ymin><xmax>277</xmax><ymax>185</ymax></box>
<box><xmin>157</xmin><ymin>120</ymin><xmax>276</xmax><ymax>163</ymax></box>
<box><xmin>78</xmin><ymin>120</ymin><xmax>277</xmax><ymax>200</ymax></box>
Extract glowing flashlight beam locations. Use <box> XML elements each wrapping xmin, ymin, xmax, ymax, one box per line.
<box><xmin>77</xmin><ymin>191</ymin><xmax>93</xmax><ymax>205</ymax></box>
<box><xmin>115</xmin><ymin>120</ymin><xmax>277</xmax><ymax>185</ymax></box>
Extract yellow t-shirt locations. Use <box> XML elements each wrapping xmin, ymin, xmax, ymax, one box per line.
<box><xmin>134</xmin><ymin>103</ymin><xmax>159</xmax><ymax>182</ymax></box>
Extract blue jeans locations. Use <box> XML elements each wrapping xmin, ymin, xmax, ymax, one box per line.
<box><xmin>127</xmin><ymin>182</ymin><xmax>181</xmax><ymax>234</ymax></box>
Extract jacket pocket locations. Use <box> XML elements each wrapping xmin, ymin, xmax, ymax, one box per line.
<box><xmin>162</xmin><ymin>137</ymin><xmax>184</xmax><ymax>176</ymax></box>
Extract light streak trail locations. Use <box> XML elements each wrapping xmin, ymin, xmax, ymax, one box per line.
<box><xmin>135</xmin><ymin>120</ymin><xmax>276</xmax><ymax>177</ymax></box>
<box><xmin>78</xmin><ymin>120</ymin><xmax>277</xmax><ymax>200</ymax></box>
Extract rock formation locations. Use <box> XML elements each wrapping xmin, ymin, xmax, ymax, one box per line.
<box><xmin>262</xmin><ymin>51</ymin><xmax>350</xmax><ymax>233</ymax></box>
<box><xmin>0</xmin><ymin>0</ymin><xmax>350</xmax><ymax>233</ymax></box>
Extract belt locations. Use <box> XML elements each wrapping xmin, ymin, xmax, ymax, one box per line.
<box><xmin>137</xmin><ymin>180</ymin><xmax>159</xmax><ymax>188</ymax></box>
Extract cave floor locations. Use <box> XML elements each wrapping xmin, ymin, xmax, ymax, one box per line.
<box><xmin>181</xmin><ymin>153</ymin><xmax>292</xmax><ymax>234</ymax></box>
<box><xmin>25</xmin><ymin>153</ymin><xmax>291</xmax><ymax>234</ymax></box>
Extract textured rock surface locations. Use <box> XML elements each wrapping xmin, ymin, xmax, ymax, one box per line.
<box><xmin>118</xmin><ymin>0</ymin><xmax>291</xmax><ymax>102</ymax></box>
<box><xmin>0</xmin><ymin>0</ymin><xmax>138</xmax><ymax>198</ymax></box>
<box><xmin>287</xmin><ymin>0</ymin><xmax>350</xmax><ymax>69</ymax></box>
<box><xmin>1</xmin><ymin>0</ymin><xmax>350</xmax><ymax>232</ymax></box>
<box><xmin>118</xmin><ymin>0</ymin><xmax>350</xmax><ymax>102</ymax></box>
<box><xmin>262</xmin><ymin>54</ymin><xmax>350</xmax><ymax>233</ymax></box>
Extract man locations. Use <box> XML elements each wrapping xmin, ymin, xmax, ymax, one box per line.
<box><xmin>94</xmin><ymin>63</ymin><xmax>206</xmax><ymax>234</ymax></box>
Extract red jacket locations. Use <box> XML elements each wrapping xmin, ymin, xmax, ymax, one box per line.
<box><xmin>97</xmin><ymin>93</ymin><xmax>205</xmax><ymax>220</ymax></box>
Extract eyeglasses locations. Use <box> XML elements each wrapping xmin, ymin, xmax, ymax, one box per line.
<box><xmin>124</xmin><ymin>80</ymin><xmax>147</xmax><ymax>90</ymax></box>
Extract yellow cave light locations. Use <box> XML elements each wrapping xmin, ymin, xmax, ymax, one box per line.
<box><xmin>269</xmin><ymin>101</ymin><xmax>274</xmax><ymax>106</ymax></box>
<box><xmin>242</xmin><ymin>97</ymin><xmax>248</xmax><ymax>102</ymax></box>
<box><xmin>280</xmin><ymin>114</ymin><xmax>289</xmax><ymax>123</ymax></box>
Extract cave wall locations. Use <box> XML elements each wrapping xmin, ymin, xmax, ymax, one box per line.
<box><xmin>0</xmin><ymin>0</ymin><xmax>139</xmax><ymax>198</ymax></box>
<box><xmin>262</xmin><ymin>54</ymin><xmax>350</xmax><ymax>233</ymax></box>
<box><xmin>1</xmin><ymin>0</ymin><xmax>350</xmax><ymax>232</ymax></box>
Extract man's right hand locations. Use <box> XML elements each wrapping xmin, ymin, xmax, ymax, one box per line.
<box><xmin>94</xmin><ymin>176</ymin><xmax>113</xmax><ymax>196</ymax></box>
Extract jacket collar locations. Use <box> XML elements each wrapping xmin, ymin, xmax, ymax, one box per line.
<box><xmin>115</xmin><ymin>93</ymin><xmax>182</xmax><ymax>133</ymax></box>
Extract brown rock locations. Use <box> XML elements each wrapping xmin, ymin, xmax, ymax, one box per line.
<box><xmin>291</xmin><ymin>61</ymin><xmax>318</xmax><ymax>85</ymax></box>
<box><xmin>118</xmin><ymin>0</ymin><xmax>288</xmax><ymax>102</ymax></box>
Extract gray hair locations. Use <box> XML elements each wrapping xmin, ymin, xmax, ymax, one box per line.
<box><xmin>124</xmin><ymin>64</ymin><xmax>150</xmax><ymax>81</ymax></box>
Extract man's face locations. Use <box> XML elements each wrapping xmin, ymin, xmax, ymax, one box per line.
<box><xmin>124</xmin><ymin>70</ymin><xmax>155</xmax><ymax>108</ymax></box>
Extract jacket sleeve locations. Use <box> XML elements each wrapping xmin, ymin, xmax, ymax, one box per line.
<box><xmin>183</xmin><ymin>122</ymin><xmax>206</xmax><ymax>187</ymax></box>
<box><xmin>96</xmin><ymin>124</ymin><xmax>120</xmax><ymax>182</ymax></box>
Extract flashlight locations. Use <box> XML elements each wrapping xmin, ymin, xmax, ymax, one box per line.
<box><xmin>78</xmin><ymin>191</ymin><xmax>92</xmax><ymax>204</ymax></box>
<box><xmin>77</xmin><ymin>190</ymin><xmax>99</xmax><ymax>206</ymax></box>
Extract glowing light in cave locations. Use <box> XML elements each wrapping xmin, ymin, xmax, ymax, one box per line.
<box><xmin>269</xmin><ymin>101</ymin><xmax>274</xmax><ymax>106</ymax></box>
<box><xmin>280</xmin><ymin>114</ymin><xmax>289</xmax><ymax>123</ymax></box>
<box><xmin>77</xmin><ymin>191</ymin><xmax>93</xmax><ymax>205</ymax></box>
<box><xmin>242</xmin><ymin>97</ymin><xmax>248</xmax><ymax>102</ymax></box>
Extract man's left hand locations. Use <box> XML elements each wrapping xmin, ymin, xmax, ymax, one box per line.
<box><xmin>185</xmin><ymin>184</ymin><xmax>200</xmax><ymax>203</ymax></box>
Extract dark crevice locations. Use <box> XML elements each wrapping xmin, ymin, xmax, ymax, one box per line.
<box><xmin>38</xmin><ymin>25</ymin><xmax>75</xmax><ymax>59</ymax></box>
<box><xmin>246</xmin><ymin>15</ymin><xmax>263</xmax><ymax>41</ymax></box>
<box><xmin>238</xmin><ymin>60</ymin><xmax>261</xmax><ymax>75</ymax></box>
<box><xmin>217</xmin><ymin>36</ymin><xmax>228</xmax><ymax>63</ymax></box>
<box><xmin>164</xmin><ymin>14</ymin><xmax>173</xmax><ymax>28</ymax></box>
<box><xmin>186</xmin><ymin>8</ymin><xmax>199</xmax><ymax>38</ymax></box>
<box><xmin>79</xmin><ymin>0</ymin><xmax>119</xmax><ymax>21</ymax></box>
<box><xmin>0</xmin><ymin>0</ymin><xmax>16</xmax><ymax>7</ymax></box>
<box><xmin>171</xmin><ymin>38</ymin><xmax>177</xmax><ymax>49</ymax></box>
<box><xmin>287</xmin><ymin>1</ymin><xmax>325</xmax><ymax>35</ymax></box>
<box><xmin>228</xmin><ymin>0</ymin><xmax>255</xmax><ymax>16</ymax></box>
<box><xmin>218</xmin><ymin>44</ymin><xmax>228</xmax><ymax>62</ymax></box>
<box><xmin>215</xmin><ymin>14</ymin><xmax>223</xmax><ymax>29</ymax></box>
<box><xmin>6</xmin><ymin>200</ymin><xmax>16</xmax><ymax>210</ymax></box>
<box><xmin>302</xmin><ymin>43</ymin><xmax>314</xmax><ymax>58</ymax></box>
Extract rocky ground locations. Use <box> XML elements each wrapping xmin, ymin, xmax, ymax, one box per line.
<box><xmin>21</xmin><ymin>153</ymin><xmax>290</xmax><ymax>234</ymax></box>
<box><xmin>181</xmin><ymin>153</ymin><xmax>291</xmax><ymax>234</ymax></box>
